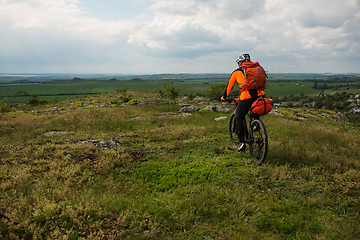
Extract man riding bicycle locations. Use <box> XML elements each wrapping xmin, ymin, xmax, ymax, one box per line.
<box><xmin>221</xmin><ymin>53</ymin><xmax>265</xmax><ymax>152</ymax></box>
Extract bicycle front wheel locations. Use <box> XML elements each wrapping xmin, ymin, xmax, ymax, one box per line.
<box><xmin>248</xmin><ymin>119</ymin><xmax>268</xmax><ymax>165</ymax></box>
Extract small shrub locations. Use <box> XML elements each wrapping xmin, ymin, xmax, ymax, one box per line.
<box><xmin>27</xmin><ymin>95</ymin><xmax>47</xmax><ymax>106</ymax></box>
<box><xmin>120</xmin><ymin>94</ymin><xmax>133</xmax><ymax>103</ymax></box>
<box><xmin>0</xmin><ymin>98</ymin><xmax>12</xmax><ymax>112</ymax></box>
<box><xmin>116</xmin><ymin>89</ymin><xmax>128</xmax><ymax>94</ymax></box>
<box><xmin>159</xmin><ymin>81</ymin><xmax>180</xmax><ymax>100</ymax></box>
<box><xmin>206</xmin><ymin>84</ymin><xmax>226</xmax><ymax>100</ymax></box>
<box><xmin>186</xmin><ymin>92</ymin><xmax>197</xmax><ymax>101</ymax></box>
<box><xmin>110</xmin><ymin>98</ymin><xmax>120</xmax><ymax>104</ymax></box>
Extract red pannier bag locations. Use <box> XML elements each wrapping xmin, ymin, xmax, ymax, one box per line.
<box><xmin>250</xmin><ymin>96</ymin><xmax>272</xmax><ymax>116</ymax></box>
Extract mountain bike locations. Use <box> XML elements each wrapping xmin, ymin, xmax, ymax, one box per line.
<box><xmin>229</xmin><ymin>98</ymin><xmax>268</xmax><ymax>165</ymax></box>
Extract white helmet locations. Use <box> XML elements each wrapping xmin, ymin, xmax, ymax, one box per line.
<box><xmin>236</xmin><ymin>53</ymin><xmax>251</xmax><ymax>64</ymax></box>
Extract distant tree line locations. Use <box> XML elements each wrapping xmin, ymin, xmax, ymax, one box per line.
<box><xmin>312</xmin><ymin>76</ymin><xmax>360</xmax><ymax>90</ymax></box>
<box><xmin>312</xmin><ymin>81</ymin><xmax>360</xmax><ymax>90</ymax></box>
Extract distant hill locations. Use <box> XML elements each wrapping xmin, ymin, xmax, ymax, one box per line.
<box><xmin>1</xmin><ymin>73</ymin><xmax>359</xmax><ymax>83</ymax></box>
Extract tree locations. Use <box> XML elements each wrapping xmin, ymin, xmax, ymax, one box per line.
<box><xmin>313</xmin><ymin>82</ymin><xmax>318</xmax><ymax>89</ymax></box>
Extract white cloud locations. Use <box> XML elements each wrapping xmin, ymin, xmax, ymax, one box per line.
<box><xmin>4</xmin><ymin>0</ymin><xmax>83</xmax><ymax>29</ymax></box>
<box><xmin>0</xmin><ymin>0</ymin><xmax>142</xmax><ymax>72</ymax></box>
<box><xmin>0</xmin><ymin>0</ymin><xmax>359</xmax><ymax>73</ymax></box>
<box><xmin>149</xmin><ymin>0</ymin><xmax>198</xmax><ymax>16</ymax></box>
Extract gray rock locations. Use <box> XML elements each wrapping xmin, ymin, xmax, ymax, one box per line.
<box><xmin>43</xmin><ymin>131</ymin><xmax>73</xmax><ymax>136</ymax></box>
<box><xmin>215</xmin><ymin>116</ymin><xmax>228</xmax><ymax>121</ymax></box>
<box><xmin>179</xmin><ymin>106</ymin><xmax>199</xmax><ymax>113</ymax></box>
<box><xmin>205</xmin><ymin>105</ymin><xmax>217</xmax><ymax>112</ymax></box>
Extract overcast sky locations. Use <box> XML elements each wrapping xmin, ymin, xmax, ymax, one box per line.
<box><xmin>1</xmin><ymin>0</ymin><xmax>359</xmax><ymax>74</ymax></box>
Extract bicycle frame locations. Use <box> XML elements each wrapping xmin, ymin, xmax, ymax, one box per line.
<box><xmin>232</xmin><ymin>98</ymin><xmax>255</xmax><ymax>143</ymax></box>
<box><xmin>229</xmin><ymin>98</ymin><xmax>268</xmax><ymax>165</ymax></box>
<box><xmin>231</xmin><ymin>110</ymin><xmax>255</xmax><ymax>144</ymax></box>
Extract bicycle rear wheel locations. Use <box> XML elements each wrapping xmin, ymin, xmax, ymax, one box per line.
<box><xmin>248</xmin><ymin>119</ymin><xmax>268</xmax><ymax>165</ymax></box>
<box><xmin>229</xmin><ymin>112</ymin><xmax>240</xmax><ymax>147</ymax></box>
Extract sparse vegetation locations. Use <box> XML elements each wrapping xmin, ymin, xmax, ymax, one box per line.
<box><xmin>158</xmin><ymin>81</ymin><xmax>180</xmax><ymax>100</ymax></box>
<box><xmin>206</xmin><ymin>84</ymin><xmax>227</xmax><ymax>100</ymax></box>
<box><xmin>1</xmin><ymin>90</ymin><xmax>359</xmax><ymax>239</ymax></box>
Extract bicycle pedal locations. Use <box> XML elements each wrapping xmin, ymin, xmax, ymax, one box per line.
<box><xmin>237</xmin><ymin>143</ymin><xmax>246</xmax><ymax>153</ymax></box>
<box><xmin>252</xmin><ymin>125</ymin><xmax>260</xmax><ymax>131</ymax></box>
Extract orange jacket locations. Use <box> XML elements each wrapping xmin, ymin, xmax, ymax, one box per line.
<box><xmin>222</xmin><ymin>68</ymin><xmax>265</xmax><ymax>101</ymax></box>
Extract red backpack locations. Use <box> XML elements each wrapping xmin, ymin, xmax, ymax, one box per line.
<box><xmin>241</xmin><ymin>62</ymin><xmax>267</xmax><ymax>91</ymax></box>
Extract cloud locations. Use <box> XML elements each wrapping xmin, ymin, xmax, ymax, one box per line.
<box><xmin>296</xmin><ymin>1</ymin><xmax>356</xmax><ymax>29</ymax></box>
<box><xmin>0</xmin><ymin>0</ymin><xmax>141</xmax><ymax>72</ymax></box>
<box><xmin>0</xmin><ymin>0</ymin><xmax>359</xmax><ymax>73</ymax></box>
<box><xmin>128</xmin><ymin>0</ymin><xmax>269</xmax><ymax>58</ymax></box>
<box><xmin>215</xmin><ymin>0</ymin><xmax>266</xmax><ymax>20</ymax></box>
<box><xmin>3</xmin><ymin>0</ymin><xmax>84</xmax><ymax>29</ymax></box>
<box><xmin>149</xmin><ymin>0</ymin><xmax>198</xmax><ymax>16</ymax></box>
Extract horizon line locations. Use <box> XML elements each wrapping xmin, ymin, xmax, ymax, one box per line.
<box><xmin>1</xmin><ymin>72</ymin><xmax>360</xmax><ymax>76</ymax></box>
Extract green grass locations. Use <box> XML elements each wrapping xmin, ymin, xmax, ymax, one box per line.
<box><xmin>1</xmin><ymin>91</ymin><xmax>360</xmax><ymax>239</ymax></box>
<box><xmin>0</xmin><ymin>79</ymin><xmax>223</xmax><ymax>104</ymax></box>
<box><xmin>1</xmin><ymin>75</ymin><xmax>359</xmax><ymax>104</ymax></box>
<box><xmin>266</xmin><ymin>80</ymin><xmax>317</xmax><ymax>97</ymax></box>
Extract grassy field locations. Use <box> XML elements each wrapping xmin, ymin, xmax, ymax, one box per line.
<box><xmin>0</xmin><ymin>78</ymin><xmax>224</xmax><ymax>104</ymax></box>
<box><xmin>1</xmin><ymin>91</ymin><xmax>359</xmax><ymax>239</ymax></box>
<box><xmin>267</xmin><ymin>79</ymin><xmax>360</xmax><ymax>97</ymax></box>
<box><xmin>266</xmin><ymin>81</ymin><xmax>318</xmax><ymax>97</ymax></box>
<box><xmin>1</xmin><ymin>73</ymin><xmax>359</xmax><ymax>104</ymax></box>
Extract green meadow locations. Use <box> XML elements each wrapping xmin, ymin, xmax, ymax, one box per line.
<box><xmin>1</xmin><ymin>89</ymin><xmax>359</xmax><ymax>239</ymax></box>
<box><xmin>2</xmin><ymin>73</ymin><xmax>359</xmax><ymax>104</ymax></box>
<box><xmin>0</xmin><ymin>78</ymin><xmax>223</xmax><ymax>104</ymax></box>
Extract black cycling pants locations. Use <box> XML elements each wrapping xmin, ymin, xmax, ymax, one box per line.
<box><xmin>235</xmin><ymin>91</ymin><xmax>259</xmax><ymax>143</ymax></box>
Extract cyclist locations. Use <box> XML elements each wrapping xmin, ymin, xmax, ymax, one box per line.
<box><xmin>221</xmin><ymin>53</ymin><xmax>265</xmax><ymax>152</ymax></box>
